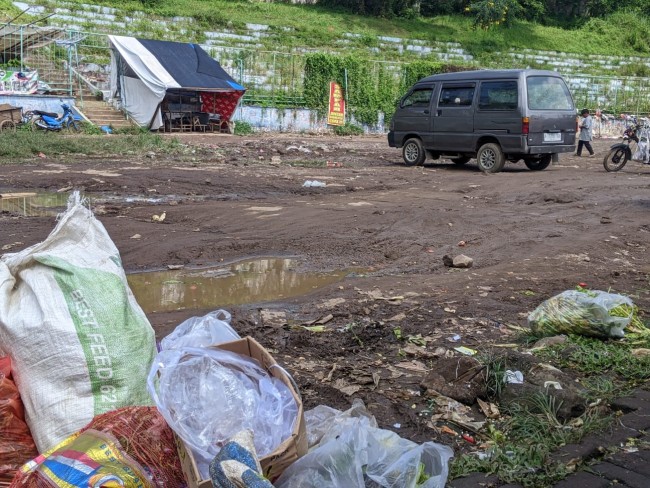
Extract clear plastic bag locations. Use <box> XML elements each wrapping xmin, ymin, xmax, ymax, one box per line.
<box><xmin>275</xmin><ymin>400</ymin><xmax>453</xmax><ymax>488</ymax></box>
<box><xmin>528</xmin><ymin>290</ymin><xmax>634</xmax><ymax>338</ymax></box>
<box><xmin>147</xmin><ymin>346</ymin><xmax>297</xmax><ymax>479</ymax></box>
<box><xmin>160</xmin><ymin>309</ymin><xmax>239</xmax><ymax>350</ymax></box>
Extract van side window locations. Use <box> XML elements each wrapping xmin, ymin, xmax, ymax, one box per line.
<box><xmin>479</xmin><ymin>81</ymin><xmax>518</xmax><ymax>110</ymax></box>
<box><xmin>438</xmin><ymin>86</ymin><xmax>475</xmax><ymax>107</ymax></box>
<box><xmin>402</xmin><ymin>88</ymin><xmax>433</xmax><ymax>107</ymax></box>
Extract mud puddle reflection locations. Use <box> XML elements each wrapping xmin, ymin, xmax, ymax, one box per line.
<box><xmin>128</xmin><ymin>258</ymin><xmax>361</xmax><ymax>314</ymax></box>
<box><xmin>0</xmin><ymin>192</ymin><xmax>69</xmax><ymax>217</ymax></box>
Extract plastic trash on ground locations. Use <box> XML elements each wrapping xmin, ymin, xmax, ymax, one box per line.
<box><xmin>0</xmin><ymin>192</ymin><xmax>156</xmax><ymax>453</ymax></box>
<box><xmin>148</xmin><ymin>346</ymin><xmax>298</xmax><ymax>479</ymax></box>
<box><xmin>528</xmin><ymin>290</ymin><xmax>634</xmax><ymax>338</ymax></box>
<box><xmin>11</xmin><ymin>406</ymin><xmax>184</xmax><ymax>488</ymax></box>
<box><xmin>160</xmin><ymin>309</ymin><xmax>240</xmax><ymax>350</ymax></box>
<box><xmin>209</xmin><ymin>430</ymin><xmax>274</xmax><ymax>488</ymax></box>
<box><xmin>274</xmin><ymin>399</ymin><xmax>453</xmax><ymax>488</ymax></box>
<box><xmin>303</xmin><ymin>180</ymin><xmax>326</xmax><ymax>188</ymax></box>
<box><xmin>0</xmin><ymin>357</ymin><xmax>37</xmax><ymax>486</ymax></box>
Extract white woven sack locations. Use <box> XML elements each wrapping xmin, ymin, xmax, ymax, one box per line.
<box><xmin>0</xmin><ymin>193</ymin><xmax>156</xmax><ymax>452</ymax></box>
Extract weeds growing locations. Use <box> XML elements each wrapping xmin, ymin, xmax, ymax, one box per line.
<box><xmin>0</xmin><ymin>131</ymin><xmax>183</xmax><ymax>161</ymax></box>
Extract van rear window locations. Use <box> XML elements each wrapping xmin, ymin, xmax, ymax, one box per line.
<box><xmin>479</xmin><ymin>81</ymin><xmax>518</xmax><ymax>110</ymax></box>
<box><xmin>526</xmin><ymin>76</ymin><xmax>574</xmax><ymax>110</ymax></box>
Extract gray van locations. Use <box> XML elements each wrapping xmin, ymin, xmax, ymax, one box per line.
<box><xmin>388</xmin><ymin>69</ymin><xmax>576</xmax><ymax>173</ymax></box>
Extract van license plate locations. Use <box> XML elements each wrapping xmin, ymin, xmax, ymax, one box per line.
<box><xmin>544</xmin><ymin>132</ymin><xmax>562</xmax><ymax>142</ymax></box>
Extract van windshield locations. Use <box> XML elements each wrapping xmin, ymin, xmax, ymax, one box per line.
<box><xmin>526</xmin><ymin>76</ymin><xmax>574</xmax><ymax>110</ymax></box>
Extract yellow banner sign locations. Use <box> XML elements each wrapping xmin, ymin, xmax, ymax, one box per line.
<box><xmin>327</xmin><ymin>81</ymin><xmax>345</xmax><ymax>126</ymax></box>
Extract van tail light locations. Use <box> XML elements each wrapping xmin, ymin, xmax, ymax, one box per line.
<box><xmin>522</xmin><ymin>117</ymin><xmax>529</xmax><ymax>135</ymax></box>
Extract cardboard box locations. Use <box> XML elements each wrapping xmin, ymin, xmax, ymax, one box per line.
<box><xmin>175</xmin><ymin>336</ymin><xmax>307</xmax><ymax>487</ymax></box>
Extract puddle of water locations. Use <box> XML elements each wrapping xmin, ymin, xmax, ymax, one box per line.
<box><xmin>127</xmin><ymin>258</ymin><xmax>359</xmax><ymax>314</ymax></box>
<box><xmin>0</xmin><ymin>192</ymin><xmax>69</xmax><ymax>217</ymax></box>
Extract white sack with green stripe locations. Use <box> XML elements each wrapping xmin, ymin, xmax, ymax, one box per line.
<box><xmin>0</xmin><ymin>192</ymin><xmax>156</xmax><ymax>453</ymax></box>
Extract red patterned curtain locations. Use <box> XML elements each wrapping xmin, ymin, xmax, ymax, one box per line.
<box><xmin>199</xmin><ymin>91</ymin><xmax>243</xmax><ymax>121</ymax></box>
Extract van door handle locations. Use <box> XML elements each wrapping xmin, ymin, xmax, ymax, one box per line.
<box><xmin>423</xmin><ymin>109</ymin><xmax>429</xmax><ymax>114</ymax></box>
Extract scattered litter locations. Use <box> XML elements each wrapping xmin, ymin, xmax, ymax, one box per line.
<box><xmin>392</xmin><ymin>423</ymin><xmax>401</xmax><ymax>429</ymax></box>
<box><xmin>303</xmin><ymin>180</ymin><xmax>326</xmax><ymax>188</ymax></box>
<box><xmin>544</xmin><ymin>381</ymin><xmax>563</xmax><ymax>390</ymax></box>
<box><xmin>477</xmin><ymin>398</ymin><xmax>500</xmax><ymax>419</ymax></box>
<box><xmin>1</xmin><ymin>242</ymin><xmax>22</xmax><ymax>251</ymax></box>
<box><xmin>504</xmin><ymin>370</ymin><xmax>524</xmax><ymax>384</ymax></box>
<box><xmin>130</xmin><ymin>233</ymin><xmax>142</xmax><ymax>239</ymax></box>
<box><xmin>457</xmin><ymin>240</ymin><xmax>466</xmax><ymax>247</ymax></box>
<box><xmin>167</xmin><ymin>264</ymin><xmax>184</xmax><ymax>270</ymax></box>
<box><xmin>275</xmin><ymin>400</ymin><xmax>452</xmax><ymax>488</ymax></box>
<box><xmin>37</xmin><ymin>152</ymin><xmax>46</xmax><ymax>158</ymax></box>
<box><xmin>100</xmin><ymin>125</ymin><xmax>113</xmax><ymax>134</ymax></box>
<box><xmin>326</xmin><ymin>161</ymin><xmax>342</xmax><ymax>168</ymax></box>
<box><xmin>152</xmin><ymin>211</ymin><xmax>166</xmax><ymax>222</ymax></box>
<box><xmin>454</xmin><ymin>346</ymin><xmax>477</xmax><ymax>356</ymax></box>
<box><xmin>447</xmin><ymin>334</ymin><xmax>461</xmax><ymax>342</ymax></box>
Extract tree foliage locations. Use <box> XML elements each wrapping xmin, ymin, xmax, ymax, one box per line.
<box><xmin>320</xmin><ymin>0</ymin><xmax>650</xmax><ymax>24</ymax></box>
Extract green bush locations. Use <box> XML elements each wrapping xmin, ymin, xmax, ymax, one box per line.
<box><xmin>234</xmin><ymin>121</ymin><xmax>254</xmax><ymax>135</ymax></box>
<box><xmin>333</xmin><ymin>122</ymin><xmax>364</xmax><ymax>135</ymax></box>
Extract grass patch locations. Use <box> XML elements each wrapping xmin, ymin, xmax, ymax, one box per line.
<box><xmin>0</xmin><ymin>131</ymin><xmax>183</xmax><ymax>161</ymax></box>
<box><xmin>233</xmin><ymin>121</ymin><xmax>254</xmax><ymax>135</ymax></box>
<box><xmin>333</xmin><ymin>122</ymin><xmax>364</xmax><ymax>136</ymax></box>
<box><xmin>450</xmin><ymin>392</ymin><xmax>612</xmax><ymax>487</ymax></box>
<box><xmin>535</xmin><ymin>335</ymin><xmax>650</xmax><ymax>384</ymax></box>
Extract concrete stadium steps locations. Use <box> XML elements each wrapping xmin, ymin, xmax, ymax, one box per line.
<box><xmin>79</xmin><ymin>100</ymin><xmax>132</xmax><ymax>129</ymax></box>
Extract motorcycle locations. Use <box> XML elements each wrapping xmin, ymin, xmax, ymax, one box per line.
<box><xmin>31</xmin><ymin>103</ymin><xmax>81</xmax><ymax>132</ymax></box>
<box><xmin>603</xmin><ymin>118</ymin><xmax>650</xmax><ymax>172</ymax></box>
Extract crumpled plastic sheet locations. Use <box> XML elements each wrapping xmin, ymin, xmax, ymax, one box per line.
<box><xmin>275</xmin><ymin>399</ymin><xmax>453</xmax><ymax>488</ymax></box>
<box><xmin>147</xmin><ymin>347</ymin><xmax>297</xmax><ymax>479</ymax></box>
<box><xmin>528</xmin><ymin>290</ymin><xmax>634</xmax><ymax>338</ymax></box>
<box><xmin>160</xmin><ymin>309</ymin><xmax>240</xmax><ymax>350</ymax></box>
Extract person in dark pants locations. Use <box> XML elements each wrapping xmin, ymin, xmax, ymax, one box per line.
<box><xmin>576</xmin><ymin>108</ymin><xmax>595</xmax><ymax>157</ymax></box>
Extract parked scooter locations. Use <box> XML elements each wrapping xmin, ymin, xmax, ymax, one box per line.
<box><xmin>31</xmin><ymin>103</ymin><xmax>80</xmax><ymax>132</ymax></box>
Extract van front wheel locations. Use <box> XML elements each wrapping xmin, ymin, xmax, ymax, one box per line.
<box><xmin>402</xmin><ymin>138</ymin><xmax>426</xmax><ymax>166</ymax></box>
<box><xmin>524</xmin><ymin>155</ymin><xmax>552</xmax><ymax>171</ymax></box>
<box><xmin>477</xmin><ymin>143</ymin><xmax>505</xmax><ymax>173</ymax></box>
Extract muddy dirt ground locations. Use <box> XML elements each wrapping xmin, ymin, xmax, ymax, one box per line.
<box><xmin>1</xmin><ymin>133</ymin><xmax>649</xmax><ymax>457</ymax></box>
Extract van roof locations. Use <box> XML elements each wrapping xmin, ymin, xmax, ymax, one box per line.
<box><xmin>418</xmin><ymin>69</ymin><xmax>565</xmax><ymax>84</ymax></box>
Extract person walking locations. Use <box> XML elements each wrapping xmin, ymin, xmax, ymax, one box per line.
<box><xmin>576</xmin><ymin>108</ymin><xmax>595</xmax><ymax>157</ymax></box>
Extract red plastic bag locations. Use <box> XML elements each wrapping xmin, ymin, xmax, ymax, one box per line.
<box><xmin>0</xmin><ymin>357</ymin><xmax>37</xmax><ymax>486</ymax></box>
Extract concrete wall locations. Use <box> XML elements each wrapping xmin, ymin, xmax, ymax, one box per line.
<box><xmin>233</xmin><ymin>105</ymin><xmax>386</xmax><ymax>133</ymax></box>
<box><xmin>0</xmin><ymin>94</ymin><xmax>75</xmax><ymax>113</ymax></box>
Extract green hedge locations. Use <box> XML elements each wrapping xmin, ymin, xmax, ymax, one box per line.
<box><xmin>304</xmin><ymin>54</ymin><xmax>464</xmax><ymax>125</ymax></box>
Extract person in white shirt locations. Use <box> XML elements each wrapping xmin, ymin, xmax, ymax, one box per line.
<box><xmin>576</xmin><ymin>108</ymin><xmax>595</xmax><ymax>157</ymax></box>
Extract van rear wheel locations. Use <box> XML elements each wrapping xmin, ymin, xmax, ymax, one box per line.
<box><xmin>402</xmin><ymin>138</ymin><xmax>426</xmax><ymax>167</ymax></box>
<box><xmin>524</xmin><ymin>155</ymin><xmax>552</xmax><ymax>171</ymax></box>
<box><xmin>477</xmin><ymin>143</ymin><xmax>505</xmax><ymax>173</ymax></box>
